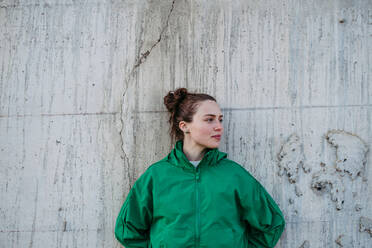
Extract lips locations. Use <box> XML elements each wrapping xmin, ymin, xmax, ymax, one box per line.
<box><xmin>212</xmin><ymin>135</ymin><xmax>221</xmax><ymax>140</ymax></box>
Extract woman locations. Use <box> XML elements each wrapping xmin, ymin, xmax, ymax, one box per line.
<box><xmin>115</xmin><ymin>88</ymin><xmax>285</xmax><ymax>248</ymax></box>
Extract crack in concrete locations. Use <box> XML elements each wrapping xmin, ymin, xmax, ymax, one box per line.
<box><xmin>134</xmin><ymin>0</ymin><xmax>176</xmax><ymax>69</ymax></box>
<box><xmin>117</xmin><ymin>0</ymin><xmax>176</xmax><ymax>190</ymax></box>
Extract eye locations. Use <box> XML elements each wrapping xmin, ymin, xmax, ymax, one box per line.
<box><xmin>207</xmin><ymin>118</ymin><xmax>214</xmax><ymax>122</ymax></box>
<box><xmin>219</xmin><ymin>119</ymin><xmax>223</xmax><ymax>123</ymax></box>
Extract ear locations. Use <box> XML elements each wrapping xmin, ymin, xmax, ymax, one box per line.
<box><xmin>179</xmin><ymin>121</ymin><xmax>190</xmax><ymax>133</ymax></box>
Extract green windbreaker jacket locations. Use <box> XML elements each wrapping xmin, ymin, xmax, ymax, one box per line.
<box><xmin>115</xmin><ymin>140</ymin><xmax>285</xmax><ymax>248</ymax></box>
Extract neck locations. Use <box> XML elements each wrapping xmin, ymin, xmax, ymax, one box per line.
<box><xmin>182</xmin><ymin>138</ymin><xmax>208</xmax><ymax>161</ymax></box>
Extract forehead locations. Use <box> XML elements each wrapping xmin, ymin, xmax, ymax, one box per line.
<box><xmin>194</xmin><ymin>100</ymin><xmax>222</xmax><ymax>116</ymax></box>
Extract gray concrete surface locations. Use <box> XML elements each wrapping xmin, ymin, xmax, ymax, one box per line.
<box><xmin>1</xmin><ymin>0</ymin><xmax>371</xmax><ymax>247</ymax></box>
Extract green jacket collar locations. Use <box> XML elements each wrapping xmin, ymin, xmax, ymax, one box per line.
<box><xmin>167</xmin><ymin>140</ymin><xmax>227</xmax><ymax>171</ymax></box>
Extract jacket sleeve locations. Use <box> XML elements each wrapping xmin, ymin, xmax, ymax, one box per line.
<box><xmin>239</xmin><ymin>172</ymin><xmax>285</xmax><ymax>248</ymax></box>
<box><xmin>115</xmin><ymin>171</ymin><xmax>153</xmax><ymax>248</ymax></box>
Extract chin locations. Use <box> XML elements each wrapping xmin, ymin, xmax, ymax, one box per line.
<box><xmin>207</xmin><ymin>141</ymin><xmax>220</xmax><ymax>149</ymax></box>
<box><xmin>197</xmin><ymin>140</ymin><xmax>220</xmax><ymax>149</ymax></box>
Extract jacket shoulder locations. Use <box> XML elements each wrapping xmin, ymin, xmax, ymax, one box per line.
<box><xmin>129</xmin><ymin>159</ymin><xmax>165</xmax><ymax>185</ymax></box>
<box><xmin>138</xmin><ymin>157</ymin><xmax>171</xmax><ymax>177</ymax></box>
<box><xmin>220</xmin><ymin>158</ymin><xmax>261</xmax><ymax>184</ymax></box>
<box><xmin>220</xmin><ymin>158</ymin><xmax>249</xmax><ymax>173</ymax></box>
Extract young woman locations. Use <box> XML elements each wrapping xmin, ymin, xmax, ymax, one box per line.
<box><xmin>115</xmin><ymin>88</ymin><xmax>285</xmax><ymax>248</ymax></box>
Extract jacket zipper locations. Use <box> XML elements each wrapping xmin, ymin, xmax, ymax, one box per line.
<box><xmin>195</xmin><ymin>166</ymin><xmax>200</xmax><ymax>248</ymax></box>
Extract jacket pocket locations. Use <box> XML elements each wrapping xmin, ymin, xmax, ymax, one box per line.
<box><xmin>201</xmin><ymin>226</ymin><xmax>235</xmax><ymax>248</ymax></box>
<box><xmin>159</xmin><ymin>227</ymin><xmax>194</xmax><ymax>248</ymax></box>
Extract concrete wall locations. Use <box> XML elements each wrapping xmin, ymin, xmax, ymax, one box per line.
<box><xmin>1</xmin><ymin>0</ymin><xmax>371</xmax><ymax>247</ymax></box>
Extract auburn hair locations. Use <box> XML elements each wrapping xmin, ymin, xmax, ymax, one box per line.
<box><xmin>163</xmin><ymin>88</ymin><xmax>216</xmax><ymax>142</ymax></box>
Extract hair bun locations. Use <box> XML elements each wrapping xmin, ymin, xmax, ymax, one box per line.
<box><xmin>164</xmin><ymin>88</ymin><xmax>188</xmax><ymax>112</ymax></box>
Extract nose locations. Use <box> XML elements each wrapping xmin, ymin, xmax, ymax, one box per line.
<box><xmin>214</xmin><ymin>122</ymin><xmax>223</xmax><ymax>132</ymax></box>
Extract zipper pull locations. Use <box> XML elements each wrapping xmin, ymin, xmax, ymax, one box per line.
<box><xmin>195</xmin><ymin>171</ymin><xmax>200</xmax><ymax>180</ymax></box>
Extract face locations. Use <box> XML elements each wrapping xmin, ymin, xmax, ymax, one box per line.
<box><xmin>180</xmin><ymin>100</ymin><xmax>224</xmax><ymax>149</ymax></box>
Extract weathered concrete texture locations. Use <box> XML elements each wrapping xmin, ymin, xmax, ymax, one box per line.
<box><xmin>335</xmin><ymin>234</ymin><xmax>354</xmax><ymax>247</ymax></box>
<box><xmin>360</xmin><ymin>217</ymin><xmax>372</xmax><ymax>237</ymax></box>
<box><xmin>299</xmin><ymin>240</ymin><xmax>310</xmax><ymax>248</ymax></box>
<box><xmin>1</xmin><ymin>0</ymin><xmax>372</xmax><ymax>247</ymax></box>
<box><xmin>326</xmin><ymin>129</ymin><xmax>369</xmax><ymax>179</ymax></box>
<box><xmin>279</xmin><ymin>129</ymin><xmax>368</xmax><ymax>211</ymax></box>
<box><xmin>278</xmin><ymin>133</ymin><xmax>307</xmax><ymax>183</ymax></box>
<box><xmin>0</xmin><ymin>114</ymin><xmax>124</xmax><ymax>247</ymax></box>
<box><xmin>311</xmin><ymin>166</ymin><xmax>346</xmax><ymax>210</ymax></box>
<box><xmin>294</xmin><ymin>184</ymin><xmax>303</xmax><ymax>197</ymax></box>
<box><xmin>355</xmin><ymin>204</ymin><xmax>362</xmax><ymax>212</ymax></box>
<box><xmin>310</xmin><ymin>130</ymin><xmax>368</xmax><ymax>210</ymax></box>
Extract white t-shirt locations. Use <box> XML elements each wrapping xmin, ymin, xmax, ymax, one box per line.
<box><xmin>189</xmin><ymin>160</ymin><xmax>201</xmax><ymax>168</ymax></box>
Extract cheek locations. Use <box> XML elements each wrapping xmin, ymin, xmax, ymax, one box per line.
<box><xmin>192</xmin><ymin>124</ymin><xmax>211</xmax><ymax>136</ymax></box>
<box><xmin>198</xmin><ymin>125</ymin><xmax>212</xmax><ymax>136</ymax></box>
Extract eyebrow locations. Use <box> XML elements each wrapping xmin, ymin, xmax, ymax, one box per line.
<box><xmin>203</xmin><ymin>114</ymin><xmax>224</xmax><ymax>118</ymax></box>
